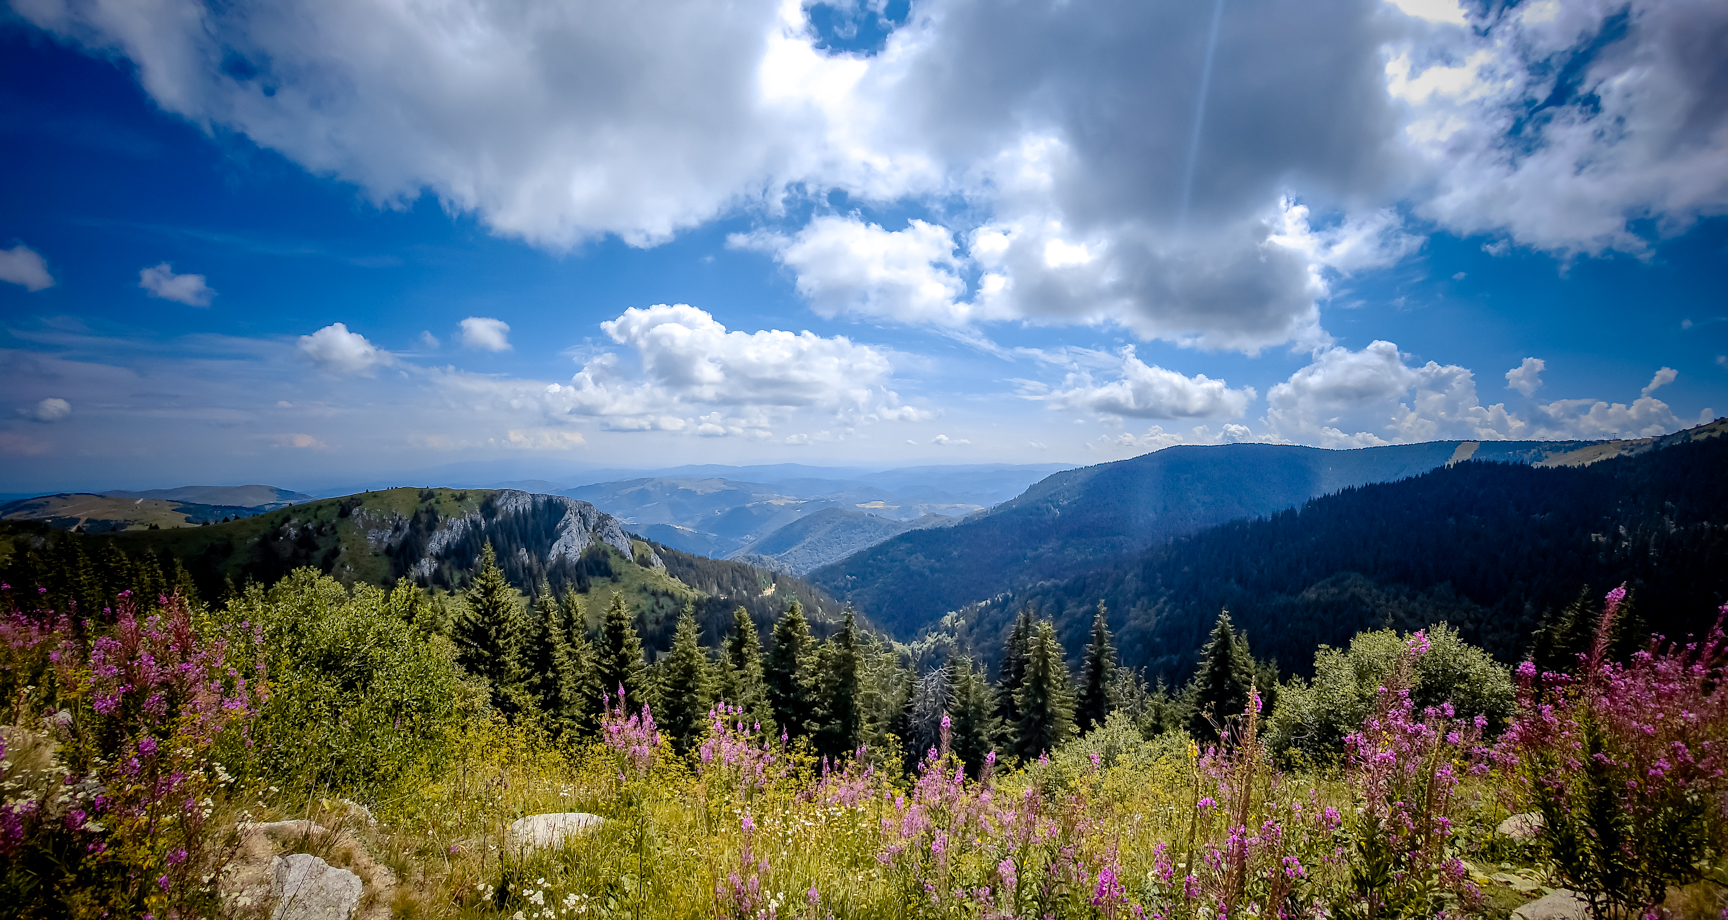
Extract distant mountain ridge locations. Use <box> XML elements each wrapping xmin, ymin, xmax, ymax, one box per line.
<box><xmin>936</xmin><ymin>429</ymin><xmax>1728</xmax><ymax>684</ymax></box>
<box><xmin>811</xmin><ymin>421</ymin><xmax>1728</xmax><ymax>637</ymax></box>
<box><xmin>1</xmin><ymin>486</ymin><xmax>847</xmax><ymax>655</ymax></box>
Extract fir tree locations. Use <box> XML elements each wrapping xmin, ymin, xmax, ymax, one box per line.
<box><xmin>596</xmin><ymin>592</ymin><xmax>649</xmax><ymax>709</ymax></box>
<box><xmin>947</xmin><ymin>655</ymin><xmax>997</xmax><ymax>777</ymax></box>
<box><xmin>994</xmin><ymin>608</ymin><xmax>1035</xmax><ymax>732</ymax></box>
<box><xmin>719</xmin><ymin>606</ymin><xmax>775</xmax><ymax>735</ymax></box>
<box><xmin>766</xmin><ymin>600</ymin><xmax>817</xmax><ymax>740</ymax></box>
<box><xmin>1189</xmin><ymin>610</ymin><xmax>1255</xmax><ymax>743</ymax></box>
<box><xmin>1013</xmin><ymin>620</ymin><xmax>1076</xmax><ymax>760</ymax></box>
<box><xmin>813</xmin><ymin>609</ymin><xmax>862</xmax><ymax>758</ymax></box>
<box><xmin>453</xmin><ymin>543</ymin><xmax>528</xmax><ymax>715</ymax></box>
<box><xmin>660</xmin><ymin>604</ymin><xmax>712</xmax><ymax>753</ymax></box>
<box><xmin>519</xmin><ymin>584</ymin><xmax>566</xmax><ymax>718</ymax></box>
<box><xmin>1077</xmin><ymin>601</ymin><xmax>1116</xmax><ymax>734</ymax></box>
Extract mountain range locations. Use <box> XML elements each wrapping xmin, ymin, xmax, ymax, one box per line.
<box><xmin>808</xmin><ymin>424</ymin><xmax>1728</xmax><ymax>637</ymax></box>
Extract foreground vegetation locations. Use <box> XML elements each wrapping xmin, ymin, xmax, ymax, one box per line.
<box><xmin>2</xmin><ymin>553</ymin><xmax>1725</xmax><ymax>919</ymax></box>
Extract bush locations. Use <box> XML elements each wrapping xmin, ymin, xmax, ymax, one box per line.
<box><xmin>0</xmin><ymin>592</ymin><xmax>263</xmax><ymax>918</ymax></box>
<box><xmin>222</xmin><ymin>569</ymin><xmax>473</xmax><ymax>799</ymax></box>
<box><xmin>1267</xmin><ymin>623</ymin><xmax>1512</xmax><ymax>763</ymax></box>
<box><xmin>1498</xmin><ymin>588</ymin><xmax>1728</xmax><ymax>920</ymax></box>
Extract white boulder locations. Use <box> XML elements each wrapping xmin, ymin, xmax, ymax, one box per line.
<box><xmin>506</xmin><ymin>813</ymin><xmax>605</xmax><ymax>852</ymax></box>
<box><xmin>270</xmin><ymin>853</ymin><xmax>363</xmax><ymax>920</ymax></box>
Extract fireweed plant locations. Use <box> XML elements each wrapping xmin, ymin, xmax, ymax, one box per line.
<box><xmin>0</xmin><ymin>590</ymin><xmax>265</xmax><ymax>918</ymax></box>
<box><xmin>1499</xmin><ymin>587</ymin><xmax>1728</xmax><ymax>920</ymax></box>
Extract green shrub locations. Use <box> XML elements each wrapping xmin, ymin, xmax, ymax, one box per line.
<box><xmin>1267</xmin><ymin>622</ymin><xmax>1512</xmax><ymax>763</ymax></box>
<box><xmin>223</xmin><ymin>569</ymin><xmax>475</xmax><ymax>799</ymax></box>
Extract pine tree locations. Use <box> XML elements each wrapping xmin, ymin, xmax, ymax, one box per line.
<box><xmin>948</xmin><ymin>655</ymin><xmax>997</xmax><ymax>777</ymax></box>
<box><xmin>660</xmin><ymin>604</ymin><xmax>712</xmax><ymax>754</ymax></box>
<box><xmin>994</xmin><ymin>608</ymin><xmax>1035</xmax><ymax>733</ymax></box>
<box><xmin>595</xmin><ymin>592</ymin><xmax>649</xmax><ymax>709</ymax></box>
<box><xmin>1013</xmin><ymin>620</ymin><xmax>1076</xmax><ymax>760</ymax></box>
<box><xmin>454</xmin><ymin>543</ymin><xmax>528</xmax><ymax>715</ymax></box>
<box><xmin>1189</xmin><ymin>610</ymin><xmax>1255</xmax><ymax>743</ymax></box>
<box><xmin>519</xmin><ymin>584</ymin><xmax>565</xmax><ymax>718</ymax></box>
<box><xmin>766</xmin><ymin>600</ymin><xmax>817</xmax><ymax>740</ymax></box>
<box><xmin>813</xmin><ymin>609</ymin><xmax>862</xmax><ymax>758</ymax></box>
<box><xmin>719</xmin><ymin>607</ymin><xmax>775</xmax><ymax>736</ymax></box>
<box><xmin>1077</xmin><ymin>601</ymin><xmax>1116</xmax><ymax>734</ymax></box>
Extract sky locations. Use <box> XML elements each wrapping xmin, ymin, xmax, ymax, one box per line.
<box><xmin>1</xmin><ymin>0</ymin><xmax>1725</xmax><ymax>493</ymax></box>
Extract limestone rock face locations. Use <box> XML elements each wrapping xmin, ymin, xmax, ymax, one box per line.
<box><xmin>1497</xmin><ymin>812</ymin><xmax>1545</xmax><ymax>842</ymax></box>
<box><xmin>506</xmin><ymin>812</ymin><xmax>605</xmax><ymax>852</ymax></box>
<box><xmin>1512</xmin><ymin>890</ymin><xmax>1591</xmax><ymax>920</ymax></box>
<box><xmin>270</xmin><ymin>853</ymin><xmax>363</xmax><ymax>920</ymax></box>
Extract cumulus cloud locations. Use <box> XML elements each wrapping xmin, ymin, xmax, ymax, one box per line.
<box><xmin>297</xmin><ymin>323</ymin><xmax>392</xmax><ymax>374</ymax></box>
<box><xmin>1266</xmin><ymin>342</ymin><xmax>1697</xmax><ymax>446</ymax></box>
<box><xmin>1394</xmin><ymin>0</ymin><xmax>1728</xmax><ymax>257</ymax></box>
<box><xmin>138</xmin><ymin>263</ymin><xmax>215</xmax><ymax>306</ymax></box>
<box><xmin>1640</xmin><ymin>366</ymin><xmax>1677</xmax><ymax>398</ymax></box>
<box><xmin>459</xmin><ymin>317</ymin><xmax>511</xmax><ymax>352</ymax></box>
<box><xmin>19</xmin><ymin>397</ymin><xmax>72</xmax><ymax>422</ymax></box>
<box><xmin>17</xmin><ymin>0</ymin><xmax>1727</xmax><ymax>353</ymax></box>
<box><xmin>0</xmin><ymin>244</ymin><xmax>55</xmax><ymax>291</ymax></box>
<box><xmin>734</xmin><ymin>215</ymin><xmax>977</xmax><ymax>325</ymax></box>
<box><xmin>1043</xmin><ymin>346</ymin><xmax>1255</xmax><ymax>419</ymax></box>
<box><xmin>526</xmin><ymin>304</ymin><xmax>923</xmax><ymax>436</ymax></box>
<box><xmin>1506</xmin><ymin>357</ymin><xmax>1545</xmax><ymax>397</ymax></box>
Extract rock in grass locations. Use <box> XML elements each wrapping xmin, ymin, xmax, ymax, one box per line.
<box><xmin>1511</xmin><ymin>889</ymin><xmax>1590</xmax><ymax>920</ymax></box>
<box><xmin>270</xmin><ymin>853</ymin><xmax>363</xmax><ymax>920</ymax></box>
<box><xmin>506</xmin><ymin>813</ymin><xmax>605</xmax><ymax>852</ymax></box>
<box><xmin>1497</xmin><ymin>812</ymin><xmax>1544</xmax><ymax>842</ymax></box>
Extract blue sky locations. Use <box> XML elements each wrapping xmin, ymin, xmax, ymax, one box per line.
<box><xmin>1</xmin><ymin>0</ymin><xmax>1725</xmax><ymax>492</ymax></box>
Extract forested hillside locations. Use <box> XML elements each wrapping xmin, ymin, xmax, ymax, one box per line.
<box><xmin>811</xmin><ymin>437</ymin><xmax>1595</xmax><ymax>635</ymax></box>
<box><xmin>0</xmin><ymin>486</ymin><xmax>847</xmax><ymax>656</ymax></box>
<box><xmin>940</xmin><ymin>435</ymin><xmax>1728</xmax><ymax>682</ymax></box>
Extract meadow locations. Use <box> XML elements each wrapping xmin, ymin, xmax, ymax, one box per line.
<box><xmin>1</xmin><ymin>571</ymin><xmax>1724</xmax><ymax>920</ymax></box>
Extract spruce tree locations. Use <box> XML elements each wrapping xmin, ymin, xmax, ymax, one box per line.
<box><xmin>453</xmin><ymin>543</ymin><xmax>528</xmax><ymax>715</ymax></box>
<box><xmin>994</xmin><ymin>608</ymin><xmax>1035</xmax><ymax>733</ymax></box>
<box><xmin>1077</xmin><ymin>601</ymin><xmax>1116</xmax><ymax>734</ymax></box>
<box><xmin>947</xmin><ymin>656</ymin><xmax>997</xmax><ymax>777</ymax></box>
<box><xmin>766</xmin><ymin>600</ymin><xmax>817</xmax><ymax>740</ymax></box>
<box><xmin>554</xmin><ymin>589</ymin><xmax>600</xmax><ymax>734</ymax></box>
<box><xmin>1189</xmin><ymin>610</ymin><xmax>1255</xmax><ymax>743</ymax></box>
<box><xmin>813</xmin><ymin>609</ymin><xmax>862</xmax><ymax>758</ymax></box>
<box><xmin>720</xmin><ymin>606</ymin><xmax>775</xmax><ymax>735</ymax></box>
<box><xmin>519</xmin><ymin>585</ymin><xmax>565</xmax><ymax>718</ymax></box>
<box><xmin>595</xmin><ymin>592</ymin><xmax>649</xmax><ymax>709</ymax></box>
<box><xmin>1013</xmin><ymin>620</ymin><xmax>1076</xmax><ymax>760</ymax></box>
<box><xmin>660</xmin><ymin>604</ymin><xmax>712</xmax><ymax>753</ymax></box>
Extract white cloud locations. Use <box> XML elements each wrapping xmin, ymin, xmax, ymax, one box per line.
<box><xmin>298</xmin><ymin>323</ymin><xmax>392</xmax><ymax>375</ymax></box>
<box><xmin>19</xmin><ymin>397</ymin><xmax>71</xmax><ymax>422</ymax></box>
<box><xmin>1640</xmin><ymin>366</ymin><xmax>1677</xmax><ymax>398</ymax></box>
<box><xmin>1506</xmin><ymin>357</ymin><xmax>1545</xmax><ymax>397</ymax></box>
<box><xmin>419</xmin><ymin>330</ymin><xmax>441</xmax><ymax>348</ymax></box>
<box><xmin>734</xmin><ymin>215</ymin><xmax>977</xmax><ymax>325</ymax></box>
<box><xmin>1385</xmin><ymin>0</ymin><xmax>1469</xmax><ymax>27</ymax></box>
<box><xmin>138</xmin><ymin>262</ymin><xmax>215</xmax><ymax>306</ymax></box>
<box><xmin>17</xmin><ymin>0</ymin><xmax>1728</xmax><ymax>352</ymax></box>
<box><xmin>529</xmin><ymin>304</ymin><xmax>922</xmax><ymax>436</ymax></box>
<box><xmin>1044</xmin><ymin>346</ymin><xmax>1255</xmax><ymax>419</ymax></box>
<box><xmin>1267</xmin><ymin>342</ymin><xmax>1697</xmax><ymax>445</ymax></box>
<box><xmin>931</xmin><ymin>434</ymin><xmax>970</xmax><ymax>445</ymax></box>
<box><xmin>0</xmin><ymin>244</ymin><xmax>55</xmax><ymax>291</ymax></box>
<box><xmin>1395</xmin><ymin>0</ymin><xmax>1728</xmax><ymax>257</ymax></box>
<box><xmin>460</xmin><ymin>317</ymin><xmax>511</xmax><ymax>352</ymax></box>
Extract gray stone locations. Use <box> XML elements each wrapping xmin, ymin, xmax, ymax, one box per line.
<box><xmin>506</xmin><ymin>812</ymin><xmax>605</xmax><ymax>852</ymax></box>
<box><xmin>270</xmin><ymin>853</ymin><xmax>362</xmax><ymax>920</ymax></box>
<box><xmin>1497</xmin><ymin>812</ymin><xmax>1545</xmax><ymax>842</ymax></box>
<box><xmin>1512</xmin><ymin>889</ymin><xmax>1591</xmax><ymax>920</ymax></box>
